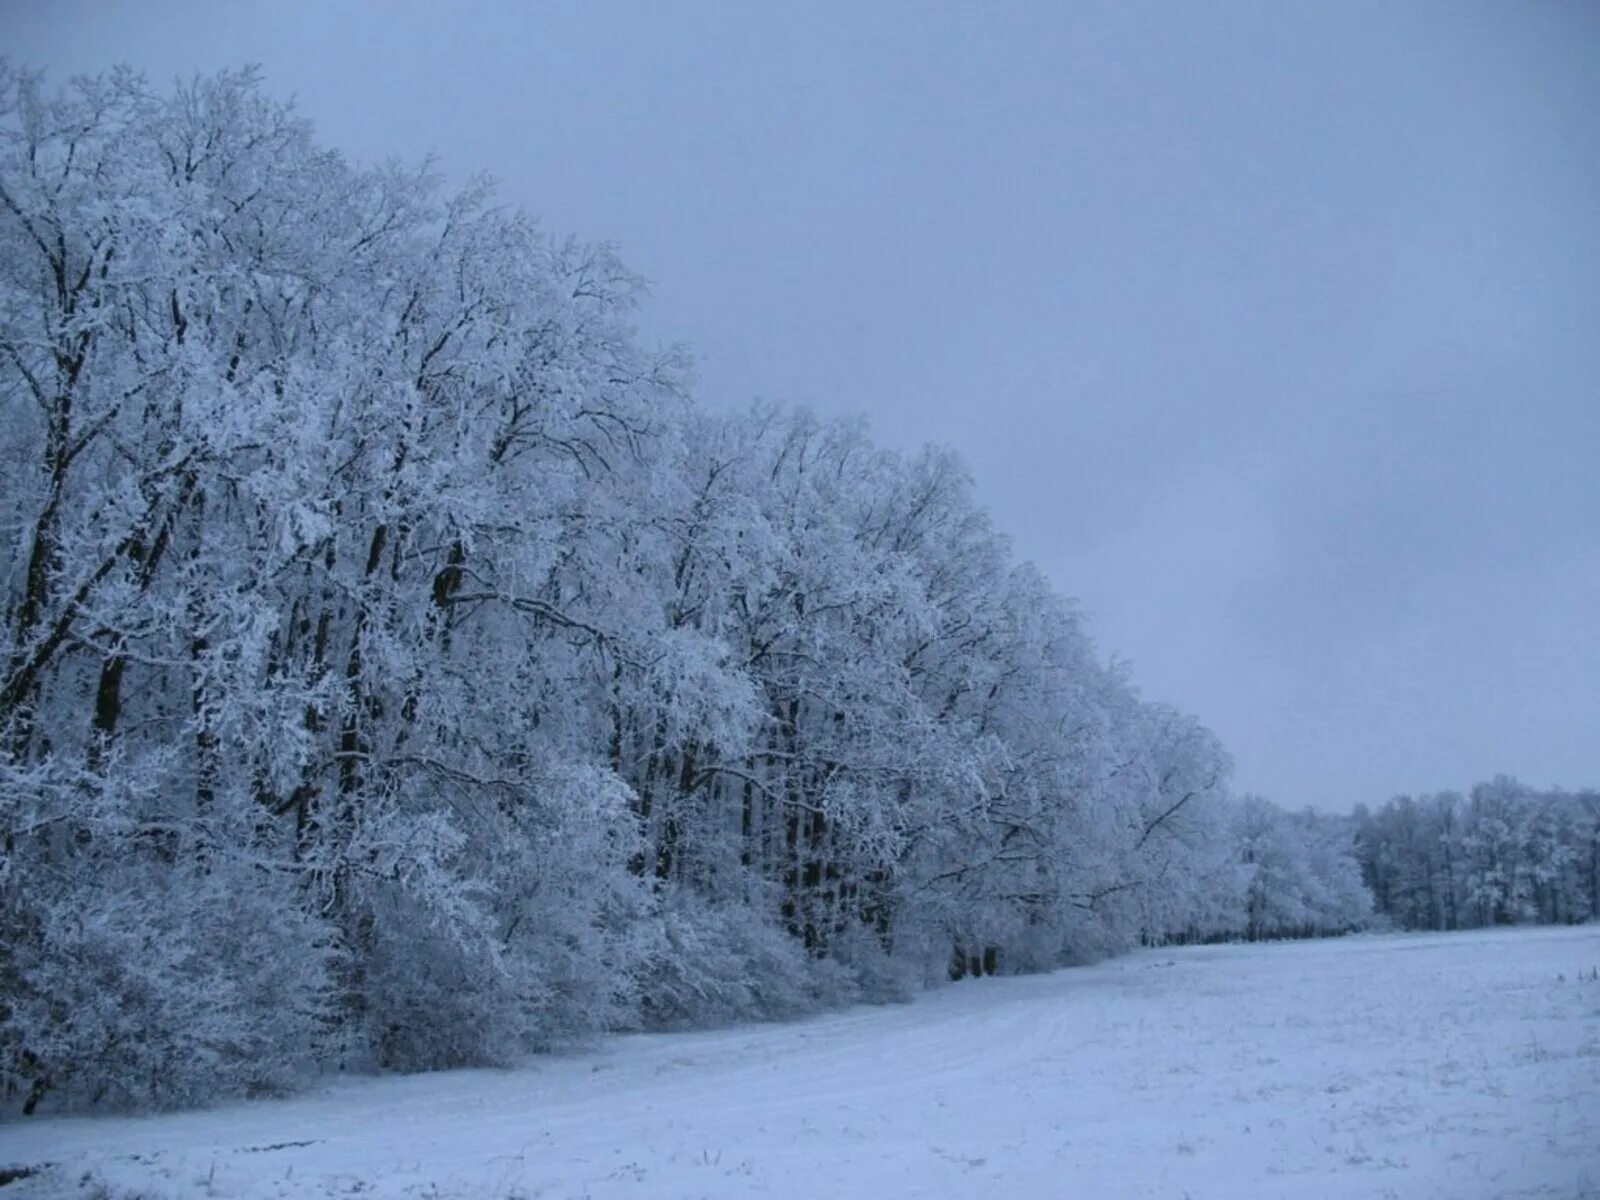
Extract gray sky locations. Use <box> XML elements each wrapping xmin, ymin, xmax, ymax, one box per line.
<box><xmin>8</xmin><ymin>1</ymin><xmax>1597</xmax><ymax>810</ymax></box>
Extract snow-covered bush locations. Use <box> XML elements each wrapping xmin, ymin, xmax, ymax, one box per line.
<box><xmin>0</xmin><ymin>757</ymin><xmax>335</xmax><ymax>1112</ymax></box>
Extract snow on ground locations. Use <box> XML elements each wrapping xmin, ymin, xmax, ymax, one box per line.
<box><xmin>4</xmin><ymin>926</ymin><xmax>1598</xmax><ymax>1199</ymax></box>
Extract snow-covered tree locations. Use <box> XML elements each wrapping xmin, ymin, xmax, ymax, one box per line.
<box><xmin>1353</xmin><ymin>780</ymin><xmax>1598</xmax><ymax>932</ymax></box>
<box><xmin>0</xmin><ymin>65</ymin><xmax>1375</xmax><ymax>1117</ymax></box>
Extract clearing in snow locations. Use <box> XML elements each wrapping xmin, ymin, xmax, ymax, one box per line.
<box><xmin>3</xmin><ymin>925</ymin><xmax>1597</xmax><ymax>1199</ymax></box>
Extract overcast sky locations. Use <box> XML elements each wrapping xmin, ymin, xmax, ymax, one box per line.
<box><xmin>9</xmin><ymin>1</ymin><xmax>1597</xmax><ymax>810</ymax></box>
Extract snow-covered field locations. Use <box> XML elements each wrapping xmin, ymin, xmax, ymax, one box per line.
<box><xmin>5</xmin><ymin>926</ymin><xmax>1597</xmax><ymax>1199</ymax></box>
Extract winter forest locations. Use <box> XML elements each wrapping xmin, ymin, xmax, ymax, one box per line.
<box><xmin>1</xmin><ymin>69</ymin><xmax>1594</xmax><ymax>1119</ymax></box>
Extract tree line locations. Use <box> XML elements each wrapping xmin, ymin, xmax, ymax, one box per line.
<box><xmin>0</xmin><ymin>67</ymin><xmax>1549</xmax><ymax>1119</ymax></box>
<box><xmin>1353</xmin><ymin>778</ymin><xmax>1600</xmax><ymax>931</ymax></box>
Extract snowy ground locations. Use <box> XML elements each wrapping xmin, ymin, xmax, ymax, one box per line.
<box><xmin>4</xmin><ymin>926</ymin><xmax>1598</xmax><ymax>1199</ymax></box>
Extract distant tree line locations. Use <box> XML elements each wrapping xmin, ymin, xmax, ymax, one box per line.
<box><xmin>1353</xmin><ymin>778</ymin><xmax>1600</xmax><ymax>931</ymax></box>
<box><xmin>1145</xmin><ymin>798</ymin><xmax>1372</xmax><ymax>947</ymax></box>
<box><xmin>0</xmin><ymin>67</ymin><xmax>1366</xmax><ymax>1117</ymax></box>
